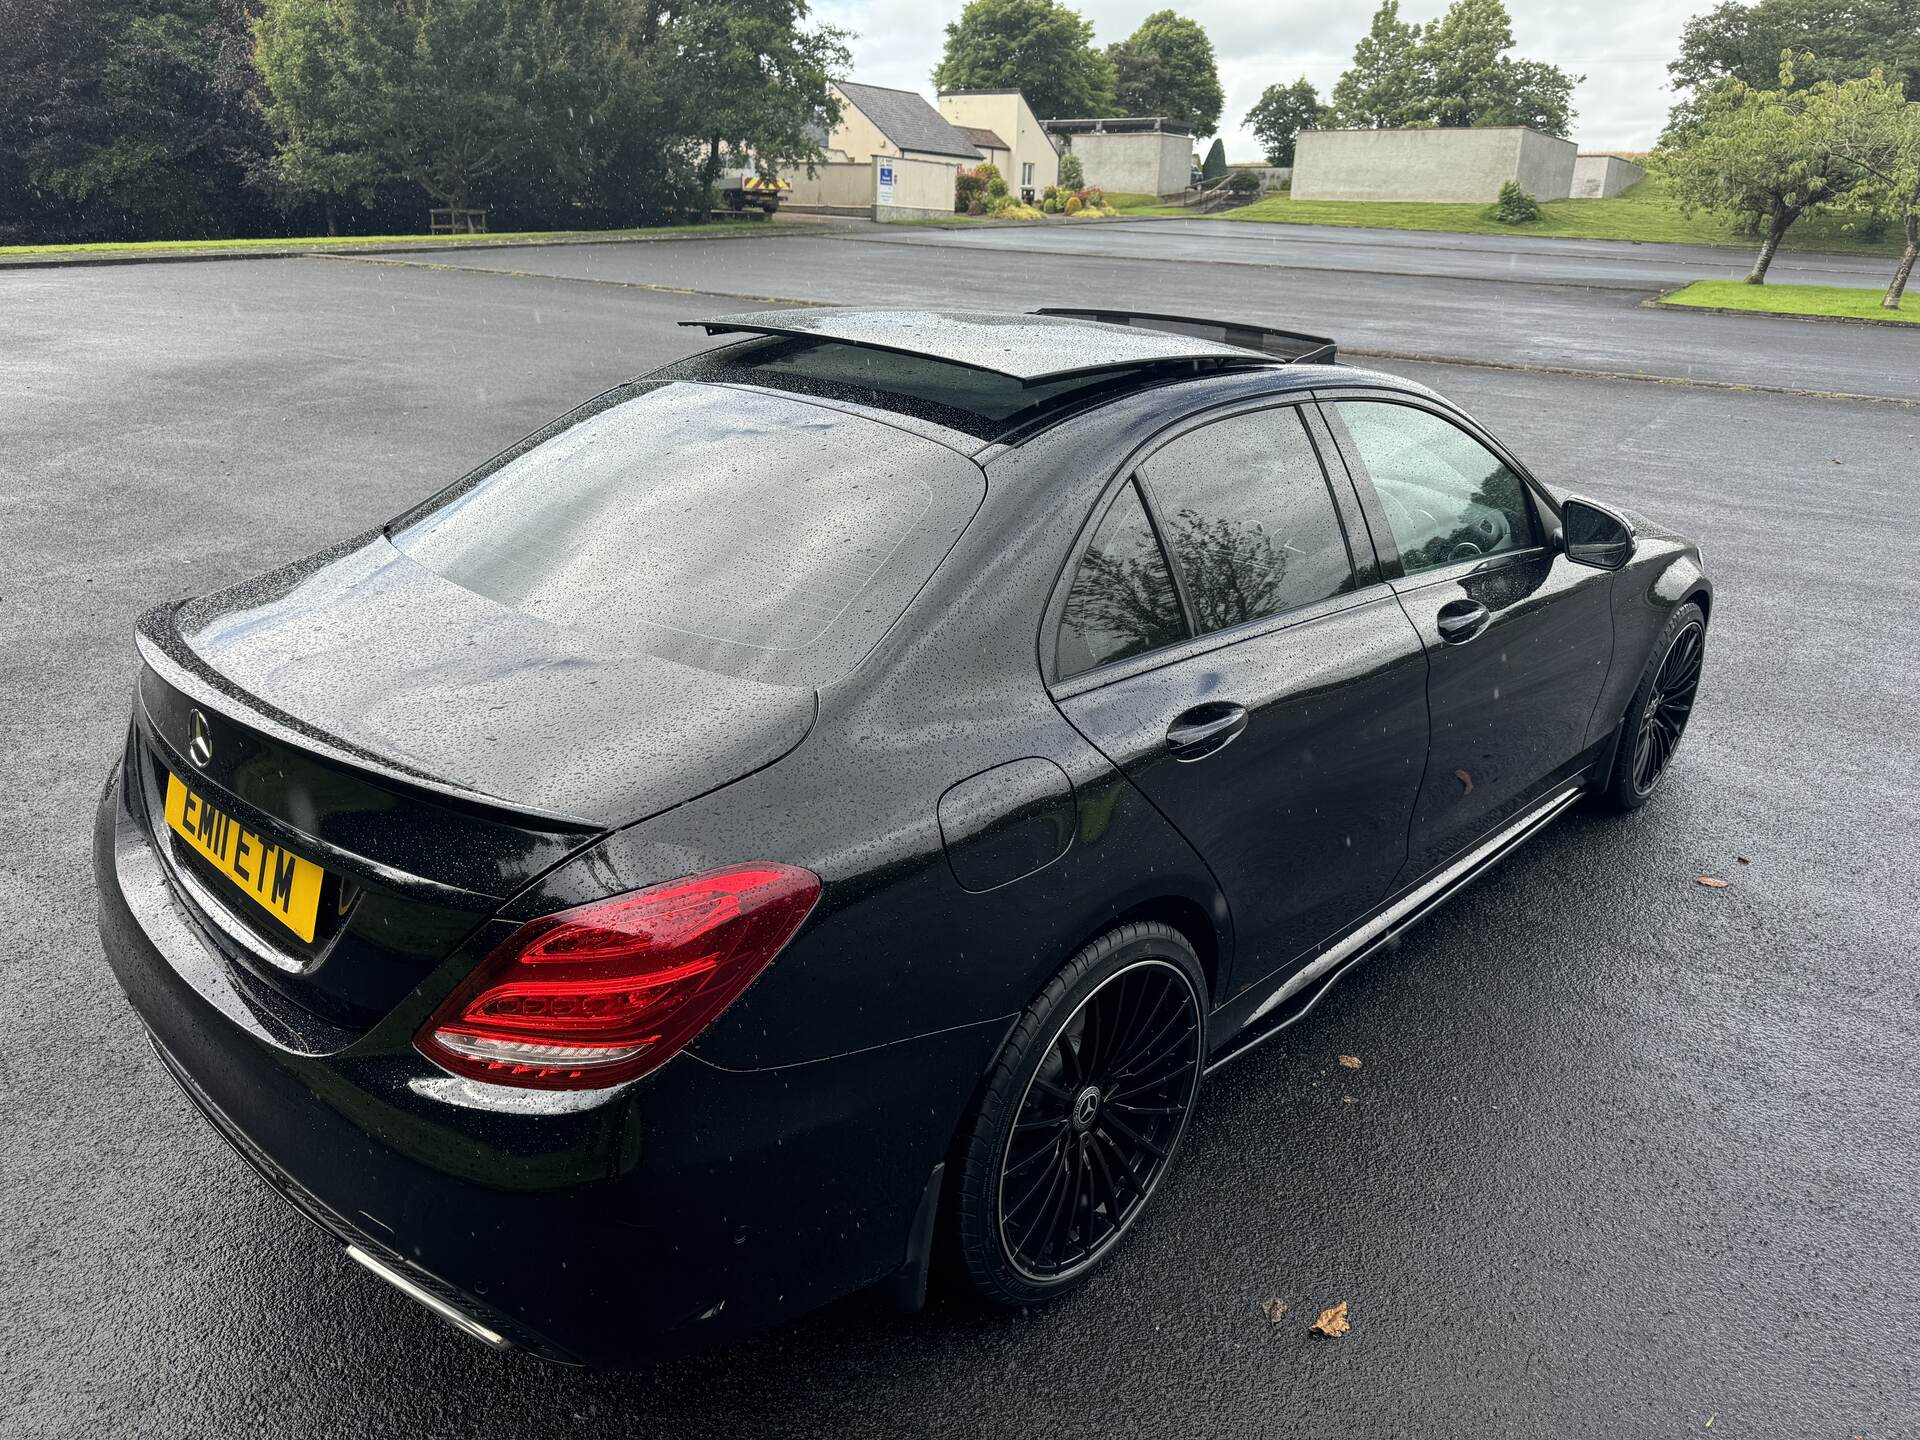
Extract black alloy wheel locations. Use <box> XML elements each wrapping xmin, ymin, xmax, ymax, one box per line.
<box><xmin>952</xmin><ymin>923</ymin><xmax>1207</xmax><ymax>1305</ymax></box>
<box><xmin>1632</xmin><ymin>618</ymin><xmax>1705</xmax><ymax>795</ymax></box>
<box><xmin>1599</xmin><ymin>600</ymin><xmax>1707</xmax><ymax>813</ymax></box>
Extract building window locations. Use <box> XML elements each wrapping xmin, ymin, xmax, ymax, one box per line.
<box><xmin>1022</xmin><ymin>162</ymin><xmax>1035</xmax><ymax>187</ymax></box>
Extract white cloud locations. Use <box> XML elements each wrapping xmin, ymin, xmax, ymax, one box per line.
<box><xmin>811</xmin><ymin>0</ymin><xmax>1689</xmax><ymax>158</ymax></box>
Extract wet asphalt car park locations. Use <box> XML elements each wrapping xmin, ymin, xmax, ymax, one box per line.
<box><xmin>4</xmin><ymin>221</ymin><xmax>1918</xmax><ymax>1437</ymax></box>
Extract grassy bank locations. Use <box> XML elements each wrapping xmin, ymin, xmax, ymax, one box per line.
<box><xmin>1219</xmin><ymin>180</ymin><xmax>1904</xmax><ymax>257</ymax></box>
<box><xmin>1658</xmin><ymin>279</ymin><xmax>1920</xmax><ymax>324</ymax></box>
<box><xmin>0</xmin><ymin>219</ymin><xmax>784</xmax><ymax>260</ymax></box>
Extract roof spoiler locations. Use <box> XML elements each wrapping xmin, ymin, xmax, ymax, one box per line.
<box><xmin>1031</xmin><ymin>308</ymin><xmax>1337</xmax><ymax>366</ymax></box>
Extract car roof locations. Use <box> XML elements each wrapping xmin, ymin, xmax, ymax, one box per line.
<box><xmin>682</xmin><ymin>307</ymin><xmax>1283</xmax><ymax>386</ymax></box>
<box><xmin>661</xmin><ymin>307</ymin><xmax>1354</xmax><ymax>452</ymax></box>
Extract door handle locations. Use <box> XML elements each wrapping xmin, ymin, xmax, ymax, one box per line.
<box><xmin>1166</xmin><ymin>702</ymin><xmax>1248</xmax><ymax>761</ymax></box>
<box><xmin>1435</xmin><ymin>599</ymin><xmax>1490</xmax><ymax>644</ymax></box>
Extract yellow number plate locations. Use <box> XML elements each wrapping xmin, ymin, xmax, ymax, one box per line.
<box><xmin>164</xmin><ymin>773</ymin><xmax>326</xmax><ymax>943</ymax></box>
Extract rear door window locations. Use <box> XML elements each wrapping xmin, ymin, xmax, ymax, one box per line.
<box><xmin>1055</xmin><ymin>480</ymin><xmax>1188</xmax><ymax>679</ymax></box>
<box><xmin>392</xmin><ymin>382</ymin><xmax>984</xmax><ymax>684</ymax></box>
<box><xmin>1137</xmin><ymin>407</ymin><xmax>1356</xmax><ymax>634</ymax></box>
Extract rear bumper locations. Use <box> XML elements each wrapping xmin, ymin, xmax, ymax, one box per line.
<box><xmin>95</xmin><ymin>761</ymin><xmax>1004</xmax><ymax>1365</ymax></box>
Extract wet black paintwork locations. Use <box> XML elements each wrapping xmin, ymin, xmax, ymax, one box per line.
<box><xmin>92</xmin><ymin>316</ymin><xmax>1712</xmax><ymax>1366</ymax></box>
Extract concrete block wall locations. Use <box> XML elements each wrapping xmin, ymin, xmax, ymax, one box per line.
<box><xmin>785</xmin><ymin>162</ymin><xmax>875</xmax><ymax>211</ymax></box>
<box><xmin>872</xmin><ymin>154</ymin><xmax>960</xmax><ymax>222</ymax></box>
<box><xmin>1053</xmin><ymin>130</ymin><xmax>1191</xmax><ymax>196</ymax></box>
<box><xmin>1292</xmin><ymin>127</ymin><xmax>1576</xmax><ymax>203</ymax></box>
<box><xmin>1571</xmin><ymin>154</ymin><xmax>1647</xmax><ymax>199</ymax></box>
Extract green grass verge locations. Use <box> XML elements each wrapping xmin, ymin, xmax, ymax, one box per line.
<box><xmin>1218</xmin><ymin>179</ymin><xmax>1904</xmax><ymax>257</ymax></box>
<box><xmin>1658</xmin><ymin>279</ymin><xmax>1920</xmax><ymax>324</ymax></box>
<box><xmin>1103</xmin><ymin>192</ymin><xmax>1166</xmax><ymax>213</ymax></box>
<box><xmin>0</xmin><ymin>219</ymin><xmax>783</xmax><ymax>259</ymax></box>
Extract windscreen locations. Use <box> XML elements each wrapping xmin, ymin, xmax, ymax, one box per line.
<box><xmin>393</xmin><ymin>382</ymin><xmax>984</xmax><ymax>684</ymax></box>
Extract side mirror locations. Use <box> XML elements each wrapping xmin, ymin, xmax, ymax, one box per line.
<box><xmin>1560</xmin><ymin>497</ymin><xmax>1636</xmax><ymax>570</ymax></box>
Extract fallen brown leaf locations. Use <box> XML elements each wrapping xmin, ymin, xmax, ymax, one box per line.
<box><xmin>1737</xmin><ymin>856</ymin><xmax>1750</xmax><ymax>865</ymax></box>
<box><xmin>1695</xmin><ymin>876</ymin><xmax>1731</xmax><ymax>889</ymax></box>
<box><xmin>1310</xmin><ymin>1300</ymin><xmax>1350</xmax><ymax>1337</ymax></box>
<box><xmin>1454</xmin><ymin>768</ymin><xmax>1474</xmax><ymax>795</ymax></box>
<box><xmin>1338</xmin><ymin>1054</ymin><xmax>1362</xmax><ymax>1069</ymax></box>
<box><xmin>1261</xmin><ymin>1297</ymin><xmax>1288</xmax><ymax>1325</ymax></box>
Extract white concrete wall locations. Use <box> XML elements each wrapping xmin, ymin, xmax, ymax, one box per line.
<box><xmin>872</xmin><ymin>154</ymin><xmax>958</xmax><ymax>222</ymax></box>
<box><xmin>1570</xmin><ymin>154</ymin><xmax>1647</xmax><ymax>199</ymax></box>
<box><xmin>1051</xmin><ymin>129</ymin><xmax>1190</xmax><ymax>197</ymax></box>
<box><xmin>1515</xmin><ymin>129</ymin><xmax>1577</xmax><ymax>203</ymax></box>
<box><xmin>939</xmin><ymin>94</ymin><xmax>1059</xmax><ymax>201</ymax></box>
<box><xmin>786</xmin><ymin>161</ymin><xmax>873</xmax><ymax>211</ymax></box>
<box><xmin>1292</xmin><ymin>127</ymin><xmax>1576</xmax><ymax>203</ymax></box>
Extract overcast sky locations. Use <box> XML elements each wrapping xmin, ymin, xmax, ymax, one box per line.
<box><xmin>811</xmin><ymin>0</ymin><xmax>1690</xmax><ymax>157</ymax></box>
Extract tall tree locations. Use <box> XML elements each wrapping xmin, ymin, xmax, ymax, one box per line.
<box><xmin>1244</xmin><ymin>78</ymin><xmax>1321</xmax><ymax>165</ymax></box>
<box><xmin>0</xmin><ymin>0</ymin><xmax>280</xmax><ymax>241</ymax></box>
<box><xmin>661</xmin><ymin>0</ymin><xmax>848</xmax><ymax>214</ymax></box>
<box><xmin>1107</xmin><ymin>10</ymin><xmax>1224</xmax><ymax>135</ymax></box>
<box><xmin>1419</xmin><ymin>0</ymin><xmax>1513</xmax><ymax>128</ymax></box>
<box><xmin>1665</xmin><ymin>0</ymin><xmax>1920</xmax><ymax>142</ymax></box>
<box><xmin>255</xmin><ymin>0</ymin><xmax>544</xmax><ymax>212</ymax></box>
<box><xmin>1829</xmin><ymin>68</ymin><xmax>1920</xmax><ymax>307</ymax></box>
<box><xmin>1327</xmin><ymin>0</ymin><xmax>1423</xmax><ymax>129</ymax></box>
<box><xmin>1417</xmin><ymin>0</ymin><xmax>1583</xmax><ymax>135</ymax></box>
<box><xmin>1328</xmin><ymin>0</ymin><xmax>1580</xmax><ymax>137</ymax></box>
<box><xmin>1657</xmin><ymin>57</ymin><xmax>1872</xmax><ymax>282</ymax></box>
<box><xmin>932</xmin><ymin>0</ymin><xmax>1115</xmax><ymax>120</ymax></box>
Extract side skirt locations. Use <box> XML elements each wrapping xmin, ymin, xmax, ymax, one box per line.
<box><xmin>1204</xmin><ymin>776</ymin><xmax>1588</xmax><ymax>1076</ymax></box>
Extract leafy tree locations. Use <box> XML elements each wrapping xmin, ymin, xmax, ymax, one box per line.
<box><xmin>255</xmin><ymin>0</ymin><xmax>545</xmax><ymax>211</ymax></box>
<box><xmin>1328</xmin><ymin>0</ymin><xmax>1580</xmax><ymax>137</ymax></box>
<box><xmin>1419</xmin><ymin>0</ymin><xmax>1513</xmax><ymax>127</ymax></box>
<box><xmin>1666</xmin><ymin>0</ymin><xmax>1920</xmax><ymax>141</ymax></box>
<box><xmin>1328</xmin><ymin>0</ymin><xmax>1423</xmax><ymax>129</ymax></box>
<box><xmin>1057</xmin><ymin>151</ymin><xmax>1084</xmax><ymax>189</ymax></box>
<box><xmin>1657</xmin><ymin>56</ymin><xmax>1871</xmax><ymax>282</ymax></box>
<box><xmin>932</xmin><ymin>0</ymin><xmax>1115</xmax><ymax>120</ymax></box>
<box><xmin>1245</xmin><ymin>77</ymin><xmax>1321</xmax><ymax>164</ymax></box>
<box><xmin>670</xmin><ymin>0</ymin><xmax>848</xmax><ymax>214</ymax></box>
<box><xmin>1201</xmin><ymin>137</ymin><xmax>1226</xmax><ymax>180</ymax></box>
<box><xmin>1492</xmin><ymin>179</ymin><xmax>1542</xmax><ymax>223</ymax></box>
<box><xmin>0</xmin><ymin>0</ymin><xmax>282</xmax><ymax>241</ymax></box>
<box><xmin>1829</xmin><ymin>69</ymin><xmax>1920</xmax><ymax>306</ymax></box>
<box><xmin>1417</xmin><ymin>0</ymin><xmax>1582</xmax><ymax>135</ymax></box>
<box><xmin>1106</xmin><ymin>10</ymin><xmax>1223</xmax><ymax>135</ymax></box>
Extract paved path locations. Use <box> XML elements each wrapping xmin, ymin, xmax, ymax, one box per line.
<box><xmin>402</xmin><ymin>225</ymin><xmax>1919</xmax><ymax>401</ymax></box>
<box><xmin>863</xmin><ymin>217</ymin><xmax>1898</xmax><ymax>291</ymax></box>
<box><xmin>4</xmin><ymin>234</ymin><xmax>1918</xmax><ymax>1438</ymax></box>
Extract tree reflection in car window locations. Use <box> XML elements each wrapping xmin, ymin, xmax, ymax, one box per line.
<box><xmin>1140</xmin><ymin>407</ymin><xmax>1355</xmax><ymax>633</ymax></box>
<box><xmin>1335</xmin><ymin>402</ymin><xmax>1536</xmax><ymax>575</ymax></box>
<box><xmin>1056</xmin><ymin>480</ymin><xmax>1187</xmax><ymax>679</ymax></box>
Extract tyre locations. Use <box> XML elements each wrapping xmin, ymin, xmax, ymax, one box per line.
<box><xmin>1596</xmin><ymin>600</ymin><xmax>1707</xmax><ymax>813</ymax></box>
<box><xmin>953</xmin><ymin>922</ymin><xmax>1206</xmax><ymax>1306</ymax></box>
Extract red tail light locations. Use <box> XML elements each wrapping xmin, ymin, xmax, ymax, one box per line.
<box><xmin>416</xmin><ymin>863</ymin><xmax>819</xmax><ymax>1091</ymax></box>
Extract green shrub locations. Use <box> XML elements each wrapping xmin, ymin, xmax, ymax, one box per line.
<box><xmin>1057</xmin><ymin>154</ymin><xmax>1084</xmax><ymax>191</ymax></box>
<box><xmin>965</xmin><ymin>197</ymin><xmax>986</xmax><ymax>216</ymax></box>
<box><xmin>975</xmin><ymin>162</ymin><xmax>1001</xmax><ymax>185</ymax></box>
<box><xmin>1042</xmin><ymin>197</ymin><xmax>1060</xmax><ymax>213</ymax></box>
<box><xmin>1226</xmin><ymin>170</ymin><xmax>1261</xmax><ymax>195</ymax></box>
<box><xmin>1075</xmin><ymin>186</ymin><xmax>1103</xmax><ymax>207</ymax></box>
<box><xmin>1493</xmin><ymin>181</ymin><xmax>1543</xmax><ymax>225</ymax></box>
<box><xmin>954</xmin><ymin>170</ymin><xmax>986</xmax><ymax>214</ymax></box>
<box><xmin>1065</xmin><ymin>195</ymin><xmax>1084</xmax><ymax>215</ymax></box>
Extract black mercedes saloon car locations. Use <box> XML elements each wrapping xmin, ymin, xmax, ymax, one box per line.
<box><xmin>95</xmin><ymin>307</ymin><xmax>1711</xmax><ymax>1363</ymax></box>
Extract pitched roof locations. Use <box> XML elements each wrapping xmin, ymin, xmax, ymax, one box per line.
<box><xmin>956</xmin><ymin>126</ymin><xmax>1010</xmax><ymax>153</ymax></box>
<box><xmin>834</xmin><ymin>81</ymin><xmax>982</xmax><ymax>160</ymax></box>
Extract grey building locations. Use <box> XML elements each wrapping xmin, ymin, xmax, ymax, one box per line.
<box><xmin>1043</xmin><ymin>116</ymin><xmax>1192</xmax><ymax>198</ymax></box>
<box><xmin>1291</xmin><ymin>126</ymin><xmax>1577</xmax><ymax>204</ymax></box>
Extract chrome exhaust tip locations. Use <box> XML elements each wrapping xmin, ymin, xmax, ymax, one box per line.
<box><xmin>345</xmin><ymin>1245</ymin><xmax>512</xmax><ymax>1351</ymax></box>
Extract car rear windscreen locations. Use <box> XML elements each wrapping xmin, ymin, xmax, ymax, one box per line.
<box><xmin>392</xmin><ymin>382</ymin><xmax>984</xmax><ymax>685</ymax></box>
